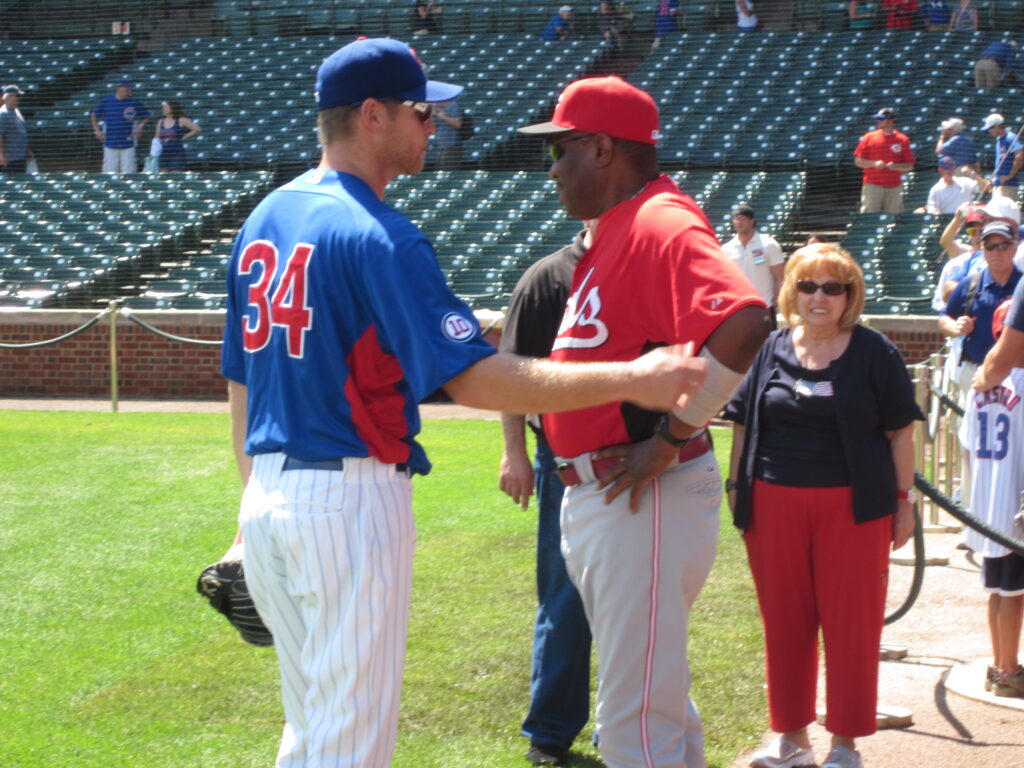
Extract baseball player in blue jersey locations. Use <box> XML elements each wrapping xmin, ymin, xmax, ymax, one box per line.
<box><xmin>221</xmin><ymin>38</ymin><xmax>707</xmax><ymax>768</ymax></box>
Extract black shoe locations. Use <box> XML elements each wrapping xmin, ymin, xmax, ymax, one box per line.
<box><xmin>526</xmin><ymin>743</ymin><xmax>569</xmax><ymax>766</ymax></box>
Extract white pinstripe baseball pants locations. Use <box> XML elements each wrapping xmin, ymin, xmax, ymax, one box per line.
<box><xmin>240</xmin><ymin>452</ymin><xmax>415</xmax><ymax>768</ymax></box>
<box><xmin>560</xmin><ymin>451</ymin><xmax>721</xmax><ymax>768</ymax></box>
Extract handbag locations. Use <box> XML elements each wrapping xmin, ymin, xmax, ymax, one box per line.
<box><xmin>150</xmin><ymin>136</ymin><xmax>162</xmax><ymax>158</ymax></box>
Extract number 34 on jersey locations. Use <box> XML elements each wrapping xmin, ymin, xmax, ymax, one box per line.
<box><xmin>238</xmin><ymin>241</ymin><xmax>315</xmax><ymax>358</ymax></box>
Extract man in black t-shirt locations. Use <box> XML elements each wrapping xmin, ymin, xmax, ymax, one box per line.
<box><xmin>499</xmin><ymin>227</ymin><xmax>592</xmax><ymax>767</ymax></box>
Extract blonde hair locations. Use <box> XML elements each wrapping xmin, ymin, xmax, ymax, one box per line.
<box><xmin>778</xmin><ymin>243</ymin><xmax>866</xmax><ymax>330</ymax></box>
<box><xmin>316</xmin><ymin>104</ymin><xmax>361</xmax><ymax>146</ymax></box>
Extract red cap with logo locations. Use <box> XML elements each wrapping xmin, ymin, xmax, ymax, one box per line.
<box><xmin>517</xmin><ymin>75</ymin><xmax>660</xmax><ymax>145</ymax></box>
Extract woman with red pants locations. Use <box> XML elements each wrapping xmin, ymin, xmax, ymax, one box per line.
<box><xmin>724</xmin><ymin>243</ymin><xmax>921</xmax><ymax>768</ymax></box>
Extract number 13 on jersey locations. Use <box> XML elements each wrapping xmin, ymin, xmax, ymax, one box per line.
<box><xmin>976</xmin><ymin>411</ymin><xmax>1010</xmax><ymax>460</ymax></box>
<box><xmin>239</xmin><ymin>240</ymin><xmax>315</xmax><ymax>358</ymax></box>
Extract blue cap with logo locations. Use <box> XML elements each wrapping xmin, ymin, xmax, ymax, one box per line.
<box><xmin>315</xmin><ymin>38</ymin><xmax>463</xmax><ymax>111</ymax></box>
<box><xmin>117</xmin><ymin>77</ymin><xmax>134</xmax><ymax>88</ymax></box>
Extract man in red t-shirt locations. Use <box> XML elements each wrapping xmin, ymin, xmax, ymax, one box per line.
<box><xmin>883</xmin><ymin>0</ymin><xmax>918</xmax><ymax>29</ymax></box>
<box><xmin>853</xmin><ymin>107</ymin><xmax>916</xmax><ymax>213</ymax></box>
<box><xmin>518</xmin><ymin>77</ymin><xmax>769</xmax><ymax>768</ymax></box>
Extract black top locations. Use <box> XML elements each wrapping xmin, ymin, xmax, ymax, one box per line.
<box><xmin>755</xmin><ymin>332</ymin><xmax>850</xmax><ymax>487</ymax></box>
<box><xmin>500</xmin><ymin>230</ymin><xmax>584</xmax><ymax>358</ymax></box>
<box><xmin>723</xmin><ymin>324</ymin><xmax>924</xmax><ymax>529</ymax></box>
<box><xmin>500</xmin><ymin>231</ymin><xmax>585</xmax><ymax>439</ymax></box>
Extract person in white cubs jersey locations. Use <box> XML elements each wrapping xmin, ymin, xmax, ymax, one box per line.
<box><xmin>221</xmin><ymin>39</ymin><xmax>707</xmax><ymax>768</ymax></box>
<box><xmin>959</xmin><ymin>318</ymin><xmax>1024</xmax><ymax>698</ymax></box>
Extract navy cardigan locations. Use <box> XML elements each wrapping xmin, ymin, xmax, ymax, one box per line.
<box><xmin>723</xmin><ymin>324</ymin><xmax>924</xmax><ymax>531</ymax></box>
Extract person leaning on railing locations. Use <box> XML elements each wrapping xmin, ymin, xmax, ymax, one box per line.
<box><xmin>724</xmin><ymin>243</ymin><xmax>922</xmax><ymax>768</ymax></box>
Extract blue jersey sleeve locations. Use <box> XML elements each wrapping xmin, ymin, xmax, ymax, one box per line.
<box><xmin>220</xmin><ymin>224</ymin><xmax>249</xmax><ymax>384</ymax></box>
<box><xmin>359</xmin><ymin>220</ymin><xmax>496</xmax><ymax>402</ymax></box>
<box><xmin>1006</xmin><ymin>276</ymin><xmax>1024</xmax><ymax>333</ymax></box>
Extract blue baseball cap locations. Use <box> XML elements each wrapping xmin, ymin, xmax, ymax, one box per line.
<box><xmin>117</xmin><ymin>77</ymin><xmax>134</xmax><ymax>88</ymax></box>
<box><xmin>938</xmin><ymin>156</ymin><xmax>957</xmax><ymax>169</ymax></box>
<box><xmin>315</xmin><ymin>38</ymin><xmax>463</xmax><ymax>111</ymax></box>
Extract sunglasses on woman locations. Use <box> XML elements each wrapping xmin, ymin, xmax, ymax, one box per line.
<box><xmin>795</xmin><ymin>280</ymin><xmax>850</xmax><ymax>296</ymax></box>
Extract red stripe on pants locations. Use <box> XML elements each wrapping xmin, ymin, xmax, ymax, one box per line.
<box><xmin>744</xmin><ymin>480</ymin><xmax>892</xmax><ymax>738</ymax></box>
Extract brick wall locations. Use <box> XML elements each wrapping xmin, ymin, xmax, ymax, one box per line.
<box><xmin>0</xmin><ymin>309</ymin><xmax>946</xmax><ymax>400</ymax></box>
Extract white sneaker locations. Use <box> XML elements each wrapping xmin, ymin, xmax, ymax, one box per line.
<box><xmin>821</xmin><ymin>745</ymin><xmax>864</xmax><ymax>768</ymax></box>
<box><xmin>749</xmin><ymin>736</ymin><xmax>815</xmax><ymax>768</ymax></box>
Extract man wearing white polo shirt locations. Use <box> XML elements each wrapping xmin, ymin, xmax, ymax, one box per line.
<box><xmin>924</xmin><ymin>156</ymin><xmax>984</xmax><ymax>214</ymax></box>
<box><xmin>722</xmin><ymin>204</ymin><xmax>784</xmax><ymax>327</ymax></box>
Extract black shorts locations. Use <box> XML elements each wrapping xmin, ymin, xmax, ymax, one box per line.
<box><xmin>982</xmin><ymin>553</ymin><xmax>1024</xmax><ymax>596</ymax></box>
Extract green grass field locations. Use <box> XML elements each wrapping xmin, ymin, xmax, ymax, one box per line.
<box><xmin>0</xmin><ymin>412</ymin><xmax>765</xmax><ymax>768</ymax></box>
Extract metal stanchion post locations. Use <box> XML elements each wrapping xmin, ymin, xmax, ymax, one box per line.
<box><xmin>109</xmin><ymin>300</ymin><xmax>119</xmax><ymax>413</ymax></box>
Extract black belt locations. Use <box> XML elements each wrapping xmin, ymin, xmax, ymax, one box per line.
<box><xmin>281</xmin><ymin>456</ymin><xmax>410</xmax><ymax>474</ymax></box>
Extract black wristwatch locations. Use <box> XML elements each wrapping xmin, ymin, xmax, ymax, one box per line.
<box><xmin>654</xmin><ymin>414</ymin><xmax>689</xmax><ymax>448</ymax></box>
<box><xmin>725</xmin><ymin>479</ymin><xmax>738</xmax><ymax>492</ymax></box>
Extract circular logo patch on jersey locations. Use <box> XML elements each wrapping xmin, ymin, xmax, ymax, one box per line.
<box><xmin>442</xmin><ymin>312</ymin><xmax>476</xmax><ymax>342</ymax></box>
<box><xmin>890</xmin><ymin>143</ymin><xmax>903</xmax><ymax>154</ymax></box>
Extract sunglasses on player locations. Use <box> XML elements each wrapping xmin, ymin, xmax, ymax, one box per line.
<box><xmin>374</xmin><ymin>98</ymin><xmax>433</xmax><ymax>122</ymax></box>
<box><xmin>549</xmin><ymin>134</ymin><xmax>593</xmax><ymax>162</ymax></box>
<box><xmin>795</xmin><ymin>280</ymin><xmax>850</xmax><ymax>296</ymax></box>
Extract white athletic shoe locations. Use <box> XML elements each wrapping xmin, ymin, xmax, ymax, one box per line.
<box><xmin>749</xmin><ymin>736</ymin><xmax>815</xmax><ymax>768</ymax></box>
<box><xmin>820</xmin><ymin>745</ymin><xmax>864</xmax><ymax>768</ymax></box>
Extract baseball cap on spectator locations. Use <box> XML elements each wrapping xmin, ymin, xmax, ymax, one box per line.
<box><xmin>966</xmin><ymin>208</ymin><xmax>986</xmax><ymax>225</ymax></box>
<box><xmin>981</xmin><ymin>221</ymin><xmax>1016</xmax><ymax>241</ymax></box>
<box><xmin>117</xmin><ymin>77</ymin><xmax>133</xmax><ymax>88</ymax></box>
<box><xmin>981</xmin><ymin>195</ymin><xmax>1022</xmax><ymax>225</ymax></box>
<box><xmin>315</xmin><ymin>37</ymin><xmax>463</xmax><ymax>111</ymax></box>
<box><xmin>2</xmin><ymin>84</ymin><xmax>24</xmax><ymax>96</ymax></box>
<box><xmin>559</xmin><ymin>4</ymin><xmax>573</xmax><ymax>11</ymax></box>
<box><xmin>938</xmin><ymin>156</ymin><xmax>958</xmax><ymax>170</ymax></box>
<box><xmin>941</xmin><ymin>117</ymin><xmax>965</xmax><ymax>133</ymax></box>
<box><xmin>733</xmin><ymin>204</ymin><xmax>755</xmax><ymax>218</ymax></box>
<box><xmin>872</xmin><ymin>107</ymin><xmax>896</xmax><ymax>120</ymax></box>
<box><xmin>517</xmin><ymin>76</ymin><xmax>660</xmax><ymax>145</ymax></box>
<box><xmin>981</xmin><ymin>113</ymin><xmax>1005</xmax><ymax>130</ymax></box>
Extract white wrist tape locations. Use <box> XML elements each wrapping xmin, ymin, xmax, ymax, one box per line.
<box><xmin>671</xmin><ymin>346</ymin><xmax>746</xmax><ymax>428</ymax></box>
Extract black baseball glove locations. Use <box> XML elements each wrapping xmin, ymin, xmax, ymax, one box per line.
<box><xmin>196</xmin><ymin>543</ymin><xmax>273</xmax><ymax>647</ymax></box>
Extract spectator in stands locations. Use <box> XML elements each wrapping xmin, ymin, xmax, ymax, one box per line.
<box><xmin>90</xmin><ymin>77</ymin><xmax>151</xmax><ymax>173</ymax></box>
<box><xmin>722</xmin><ymin>204</ymin><xmax>785</xmax><ymax>329</ymax></box>
<box><xmin>936</xmin><ymin>117</ymin><xmax>980</xmax><ymax>176</ymax></box>
<box><xmin>920</xmin><ymin>0</ymin><xmax>949</xmax><ymax>29</ymax></box>
<box><xmin>883</xmin><ymin>0</ymin><xmax>919</xmax><ymax>29</ymax></box>
<box><xmin>433</xmin><ymin>99</ymin><xmax>463</xmax><ymax>169</ymax></box>
<box><xmin>736</xmin><ymin>0</ymin><xmax>759</xmax><ymax>32</ymax></box>
<box><xmin>600</xmin><ymin>0</ymin><xmax>633</xmax><ymax>47</ymax></box>
<box><xmin>725</xmin><ymin>243</ymin><xmax>919</xmax><ymax>768</ymax></box>
<box><xmin>411</xmin><ymin>0</ymin><xmax>442</xmax><ymax>35</ymax></box>
<box><xmin>155</xmin><ymin>100</ymin><xmax>201</xmax><ymax>173</ymax></box>
<box><xmin>947</xmin><ymin>0</ymin><xmax>978</xmax><ymax>31</ymax></box>
<box><xmin>853</xmin><ymin>107</ymin><xmax>915</xmax><ymax>213</ymax></box>
<box><xmin>941</xmin><ymin>219</ymin><xmax>1022</xmax><ymax>396</ymax></box>
<box><xmin>848</xmin><ymin>1</ymin><xmax>878</xmax><ymax>29</ymax></box>
<box><xmin>539</xmin><ymin>5</ymin><xmax>573</xmax><ymax>40</ymax></box>
<box><xmin>973</xmin><ymin>257</ymin><xmax>1024</xmax><ymax>393</ymax></box>
<box><xmin>0</xmin><ymin>85</ymin><xmax>33</xmax><ymax>174</ymax></box>
<box><xmin>975</xmin><ymin>40</ymin><xmax>1018</xmax><ymax>89</ymax></box>
<box><xmin>920</xmin><ymin>156</ymin><xmax>985</xmax><ymax>214</ymax></box>
<box><xmin>935</xmin><ymin>205</ymin><xmax>986</xmax><ymax>312</ymax></box>
<box><xmin>982</xmin><ymin>113</ymin><xmax>1024</xmax><ymax>199</ymax></box>
<box><xmin>650</xmin><ymin>0</ymin><xmax>679</xmax><ymax>52</ymax></box>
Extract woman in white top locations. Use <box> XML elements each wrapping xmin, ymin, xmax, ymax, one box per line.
<box><xmin>736</xmin><ymin>0</ymin><xmax>758</xmax><ymax>32</ymax></box>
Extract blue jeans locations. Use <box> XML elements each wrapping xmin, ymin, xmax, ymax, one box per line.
<box><xmin>521</xmin><ymin>439</ymin><xmax>593</xmax><ymax>749</ymax></box>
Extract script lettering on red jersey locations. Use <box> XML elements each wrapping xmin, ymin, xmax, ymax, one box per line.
<box><xmin>552</xmin><ymin>266</ymin><xmax>609</xmax><ymax>351</ymax></box>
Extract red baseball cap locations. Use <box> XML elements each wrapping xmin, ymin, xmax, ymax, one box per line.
<box><xmin>518</xmin><ymin>76</ymin><xmax>660</xmax><ymax>145</ymax></box>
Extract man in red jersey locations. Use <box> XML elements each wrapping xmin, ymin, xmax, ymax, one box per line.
<box><xmin>518</xmin><ymin>76</ymin><xmax>769</xmax><ymax>768</ymax></box>
<box><xmin>853</xmin><ymin>107</ymin><xmax>916</xmax><ymax>213</ymax></box>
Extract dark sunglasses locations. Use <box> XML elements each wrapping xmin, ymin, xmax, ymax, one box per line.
<box><xmin>374</xmin><ymin>98</ymin><xmax>433</xmax><ymax>122</ymax></box>
<box><xmin>984</xmin><ymin>240</ymin><xmax>1015</xmax><ymax>252</ymax></box>
<box><xmin>549</xmin><ymin>134</ymin><xmax>592</xmax><ymax>162</ymax></box>
<box><xmin>796</xmin><ymin>280</ymin><xmax>850</xmax><ymax>296</ymax></box>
